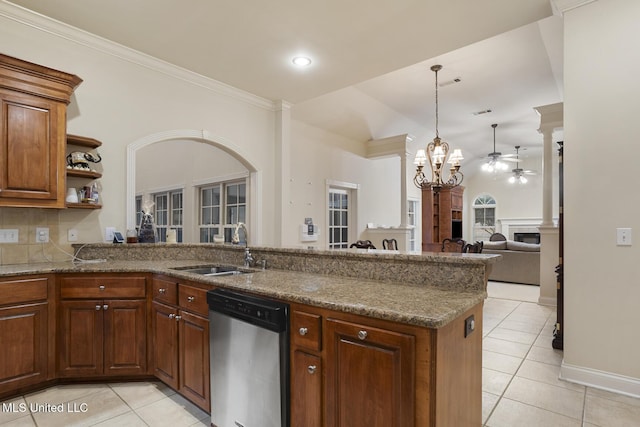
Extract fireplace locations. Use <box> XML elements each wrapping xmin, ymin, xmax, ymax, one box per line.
<box><xmin>514</xmin><ymin>232</ymin><xmax>540</xmax><ymax>244</ymax></box>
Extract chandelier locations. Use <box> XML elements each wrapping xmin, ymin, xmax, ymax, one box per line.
<box><xmin>413</xmin><ymin>65</ymin><xmax>463</xmax><ymax>190</ymax></box>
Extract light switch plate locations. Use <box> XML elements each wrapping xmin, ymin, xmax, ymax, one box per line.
<box><xmin>617</xmin><ymin>228</ymin><xmax>632</xmax><ymax>246</ymax></box>
<box><xmin>0</xmin><ymin>229</ymin><xmax>19</xmax><ymax>243</ymax></box>
<box><xmin>68</xmin><ymin>229</ymin><xmax>78</xmax><ymax>242</ymax></box>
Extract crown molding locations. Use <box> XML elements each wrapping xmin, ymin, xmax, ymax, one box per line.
<box><xmin>550</xmin><ymin>0</ymin><xmax>598</xmax><ymax>16</ymax></box>
<box><xmin>0</xmin><ymin>1</ymin><xmax>276</xmax><ymax>111</ymax></box>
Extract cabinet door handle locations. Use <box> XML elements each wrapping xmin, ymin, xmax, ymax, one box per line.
<box><xmin>299</xmin><ymin>327</ymin><xmax>308</xmax><ymax>336</ymax></box>
<box><xmin>307</xmin><ymin>365</ymin><xmax>317</xmax><ymax>374</ymax></box>
<box><xmin>168</xmin><ymin>314</ymin><xmax>176</xmax><ymax>319</ymax></box>
<box><xmin>102</xmin><ymin>304</ymin><xmax>109</xmax><ymax>311</ymax></box>
<box><xmin>158</xmin><ymin>288</ymin><xmax>166</xmax><ymax>294</ymax></box>
<box><xmin>175</xmin><ymin>315</ymin><xmax>182</xmax><ymax>321</ymax></box>
<box><xmin>358</xmin><ymin>330</ymin><xmax>368</xmax><ymax>340</ymax></box>
<box><xmin>187</xmin><ymin>296</ymin><xmax>195</xmax><ymax>303</ymax></box>
<box><xmin>98</xmin><ymin>285</ymin><xmax>105</xmax><ymax>291</ymax></box>
<box><xmin>95</xmin><ymin>305</ymin><xmax>101</xmax><ymax>311</ymax></box>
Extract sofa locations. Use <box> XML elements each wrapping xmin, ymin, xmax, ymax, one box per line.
<box><xmin>482</xmin><ymin>240</ymin><xmax>540</xmax><ymax>285</ymax></box>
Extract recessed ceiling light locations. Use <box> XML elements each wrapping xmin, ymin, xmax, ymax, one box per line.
<box><xmin>292</xmin><ymin>56</ymin><xmax>312</xmax><ymax>67</ymax></box>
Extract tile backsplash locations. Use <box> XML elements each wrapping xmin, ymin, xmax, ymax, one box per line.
<box><xmin>0</xmin><ymin>207</ymin><xmax>102</xmax><ymax>265</ymax></box>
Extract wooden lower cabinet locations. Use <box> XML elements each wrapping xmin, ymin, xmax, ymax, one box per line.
<box><xmin>57</xmin><ymin>275</ymin><xmax>148</xmax><ymax>378</ymax></box>
<box><xmin>291</xmin><ymin>350</ymin><xmax>322</xmax><ymax>427</ymax></box>
<box><xmin>0</xmin><ymin>276</ymin><xmax>52</xmax><ymax>396</ymax></box>
<box><xmin>179</xmin><ymin>310</ymin><xmax>210</xmax><ymax>411</ymax></box>
<box><xmin>325</xmin><ymin>318</ymin><xmax>415</xmax><ymax>427</ymax></box>
<box><xmin>58</xmin><ymin>299</ymin><xmax>147</xmax><ymax>377</ymax></box>
<box><xmin>151</xmin><ymin>276</ymin><xmax>210</xmax><ymax>412</ymax></box>
<box><xmin>0</xmin><ymin>303</ymin><xmax>49</xmax><ymax>391</ymax></box>
<box><xmin>291</xmin><ymin>302</ymin><xmax>483</xmax><ymax>427</ymax></box>
<box><xmin>152</xmin><ymin>301</ymin><xmax>179</xmax><ymax>389</ymax></box>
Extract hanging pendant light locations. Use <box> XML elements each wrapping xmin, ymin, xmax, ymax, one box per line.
<box><xmin>413</xmin><ymin>65</ymin><xmax>463</xmax><ymax>191</ymax></box>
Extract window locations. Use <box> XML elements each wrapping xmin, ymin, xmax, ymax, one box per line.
<box><xmin>135</xmin><ymin>195</ymin><xmax>142</xmax><ymax>231</ymax></box>
<box><xmin>328</xmin><ymin>188</ymin><xmax>349</xmax><ymax>249</ymax></box>
<box><xmin>153</xmin><ymin>190</ymin><xmax>183</xmax><ymax>242</ymax></box>
<box><xmin>154</xmin><ymin>193</ymin><xmax>168</xmax><ymax>242</ymax></box>
<box><xmin>199</xmin><ymin>181</ymin><xmax>246</xmax><ymax>243</ymax></box>
<box><xmin>473</xmin><ymin>194</ymin><xmax>496</xmax><ymax>242</ymax></box>
<box><xmin>408</xmin><ymin>199</ymin><xmax>419</xmax><ymax>252</ymax></box>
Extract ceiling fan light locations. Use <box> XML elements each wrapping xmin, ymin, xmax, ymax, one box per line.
<box><xmin>508</xmin><ymin>176</ymin><xmax>516</xmax><ymax>184</ymax></box>
<box><xmin>520</xmin><ymin>176</ymin><xmax>528</xmax><ymax>184</ymax></box>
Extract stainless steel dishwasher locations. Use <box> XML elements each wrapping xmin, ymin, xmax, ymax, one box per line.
<box><xmin>206</xmin><ymin>288</ymin><xmax>290</xmax><ymax>427</ymax></box>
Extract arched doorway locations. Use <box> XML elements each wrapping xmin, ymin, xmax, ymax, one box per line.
<box><xmin>125</xmin><ymin>129</ymin><xmax>261</xmax><ymax>243</ymax></box>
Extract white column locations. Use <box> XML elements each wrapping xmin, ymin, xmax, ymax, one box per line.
<box><xmin>534</xmin><ymin>102</ymin><xmax>563</xmax><ymax>306</ymax></box>
<box><xmin>534</xmin><ymin>103</ymin><xmax>563</xmax><ymax>227</ymax></box>
<box><xmin>400</xmin><ymin>151</ymin><xmax>408</xmax><ymax>227</ymax></box>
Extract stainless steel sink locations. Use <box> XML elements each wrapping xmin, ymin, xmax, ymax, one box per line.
<box><xmin>171</xmin><ymin>265</ymin><xmax>250</xmax><ymax>277</ymax></box>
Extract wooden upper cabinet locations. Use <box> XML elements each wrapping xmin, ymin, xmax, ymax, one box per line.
<box><xmin>0</xmin><ymin>54</ymin><xmax>82</xmax><ymax>208</ymax></box>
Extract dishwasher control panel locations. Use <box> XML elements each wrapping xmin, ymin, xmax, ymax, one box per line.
<box><xmin>207</xmin><ymin>288</ymin><xmax>289</xmax><ymax>333</ymax></box>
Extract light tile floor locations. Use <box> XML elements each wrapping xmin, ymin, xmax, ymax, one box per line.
<box><xmin>483</xmin><ymin>281</ymin><xmax>640</xmax><ymax>427</ymax></box>
<box><xmin>1</xmin><ymin>281</ymin><xmax>639</xmax><ymax>426</ymax></box>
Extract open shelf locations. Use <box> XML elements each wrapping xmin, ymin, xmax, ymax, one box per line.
<box><xmin>66</xmin><ymin>134</ymin><xmax>102</xmax><ymax>148</ymax></box>
<box><xmin>66</xmin><ymin>202</ymin><xmax>102</xmax><ymax>209</ymax></box>
<box><xmin>66</xmin><ymin>169</ymin><xmax>102</xmax><ymax>179</ymax></box>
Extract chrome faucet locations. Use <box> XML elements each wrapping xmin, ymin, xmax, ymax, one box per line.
<box><xmin>243</xmin><ymin>247</ymin><xmax>254</xmax><ymax>268</ymax></box>
<box><xmin>232</xmin><ymin>222</ymin><xmax>248</xmax><ymax>247</ymax></box>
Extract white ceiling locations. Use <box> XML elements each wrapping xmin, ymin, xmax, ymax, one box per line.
<box><xmin>7</xmin><ymin>0</ymin><xmax>563</xmax><ymax>174</ymax></box>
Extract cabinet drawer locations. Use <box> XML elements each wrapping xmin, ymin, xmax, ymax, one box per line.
<box><xmin>178</xmin><ymin>284</ymin><xmax>209</xmax><ymax>317</ymax></box>
<box><xmin>153</xmin><ymin>277</ymin><xmax>178</xmax><ymax>305</ymax></box>
<box><xmin>0</xmin><ymin>277</ymin><xmax>48</xmax><ymax>306</ymax></box>
<box><xmin>292</xmin><ymin>310</ymin><xmax>322</xmax><ymax>351</ymax></box>
<box><xmin>60</xmin><ymin>276</ymin><xmax>146</xmax><ymax>299</ymax></box>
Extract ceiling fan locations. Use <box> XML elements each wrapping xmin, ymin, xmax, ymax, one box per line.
<box><xmin>481</xmin><ymin>124</ymin><xmax>518</xmax><ymax>173</ymax></box>
<box><xmin>508</xmin><ymin>145</ymin><xmax>537</xmax><ymax>184</ymax></box>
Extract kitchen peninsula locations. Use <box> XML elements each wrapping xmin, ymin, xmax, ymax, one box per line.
<box><xmin>0</xmin><ymin>245</ymin><xmax>498</xmax><ymax>426</ymax></box>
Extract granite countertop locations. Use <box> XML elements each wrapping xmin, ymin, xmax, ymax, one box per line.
<box><xmin>0</xmin><ymin>259</ymin><xmax>486</xmax><ymax>329</ymax></box>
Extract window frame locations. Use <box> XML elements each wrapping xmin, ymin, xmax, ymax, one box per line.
<box><xmin>199</xmin><ymin>180</ymin><xmax>247</xmax><ymax>243</ymax></box>
<box><xmin>472</xmin><ymin>194</ymin><xmax>497</xmax><ymax>242</ymax></box>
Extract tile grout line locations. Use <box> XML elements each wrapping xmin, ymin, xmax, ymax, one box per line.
<box><xmin>484</xmin><ymin>302</ymin><xmax>583</xmax><ymax>426</ymax></box>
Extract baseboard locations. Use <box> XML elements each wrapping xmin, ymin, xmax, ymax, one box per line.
<box><xmin>537</xmin><ymin>296</ymin><xmax>557</xmax><ymax>306</ymax></box>
<box><xmin>560</xmin><ymin>361</ymin><xmax>640</xmax><ymax>398</ymax></box>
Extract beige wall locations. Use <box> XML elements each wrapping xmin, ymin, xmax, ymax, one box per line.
<box><xmin>563</xmin><ymin>0</ymin><xmax>640</xmax><ymax>394</ymax></box>
<box><xmin>463</xmin><ymin>152</ymin><xmax>560</xmax><ymax>240</ymax></box>
<box><xmin>0</xmin><ymin>7</ymin><xmax>275</xmax><ymax>260</ymax></box>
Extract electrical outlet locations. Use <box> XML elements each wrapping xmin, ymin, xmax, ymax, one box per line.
<box><xmin>36</xmin><ymin>227</ymin><xmax>49</xmax><ymax>243</ymax></box>
<box><xmin>105</xmin><ymin>227</ymin><xmax>115</xmax><ymax>243</ymax></box>
<box><xmin>68</xmin><ymin>229</ymin><xmax>78</xmax><ymax>242</ymax></box>
<box><xmin>464</xmin><ymin>314</ymin><xmax>475</xmax><ymax>338</ymax></box>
